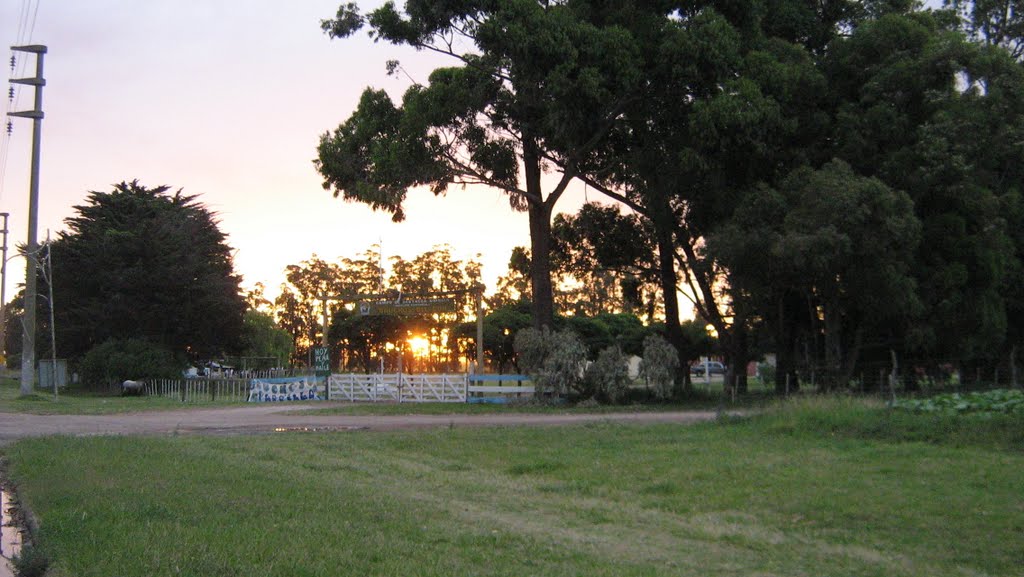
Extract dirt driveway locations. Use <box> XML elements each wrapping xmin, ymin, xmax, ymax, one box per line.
<box><xmin>0</xmin><ymin>404</ymin><xmax>722</xmax><ymax>444</ymax></box>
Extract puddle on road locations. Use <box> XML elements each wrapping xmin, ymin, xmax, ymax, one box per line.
<box><xmin>1</xmin><ymin>489</ymin><xmax>23</xmax><ymax>577</ymax></box>
<box><xmin>272</xmin><ymin>426</ymin><xmax>367</xmax><ymax>433</ymax></box>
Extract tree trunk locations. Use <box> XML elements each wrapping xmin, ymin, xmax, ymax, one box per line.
<box><xmin>823</xmin><ymin>296</ymin><xmax>842</xmax><ymax>391</ymax></box>
<box><xmin>775</xmin><ymin>291</ymin><xmax>800</xmax><ymax>395</ymax></box>
<box><xmin>527</xmin><ymin>202</ymin><xmax>555</xmax><ymax>330</ymax></box>
<box><xmin>1011</xmin><ymin>345</ymin><xmax>1018</xmax><ymax>388</ymax></box>
<box><xmin>729</xmin><ymin>313</ymin><xmax>749</xmax><ymax>395</ymax></box>
<box><xmin>655</xmin><ymin>225</ymin><xmax>689</xmax><ymax>390</ymax></box>
<box><xmin>889</xmin><ymin>348</ymin><xmax>899</xmax><ymax>401</ymax></box>
<box><xmin>839</xmin><ymin>326</ymin><xmax>864</xmax><ymax>388</ymax></box>
<box><xmin>523</xmin><ymin>139</ymin><xmax>555</xmax><ymax>330</ymax></box>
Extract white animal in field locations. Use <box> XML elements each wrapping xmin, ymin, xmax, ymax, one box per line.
<box><xmin>121</xmin><ymin>380</ymin><xmax>145</xmax><ymax>396</ymax></box>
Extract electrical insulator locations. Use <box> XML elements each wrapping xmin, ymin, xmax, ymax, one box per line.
<box><xmin>5</xmin><ymin>121</ymin><xmax>12</xmax><ymax>135</ymax></box>
<box><xmin>8</xmin><ymin>55</ymin><xmax>14</xmax><ymax>71</ymax></box>
<box><xmin>7</xmin><ymin>86</ymin><xmax>13</xmax><ymax>100</ymax></box>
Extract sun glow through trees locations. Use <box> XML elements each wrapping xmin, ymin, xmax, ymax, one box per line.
<box><xmin>406</xmin><ymin>335</ymin><xmax>430</xmax><ymax>359</ymax></box>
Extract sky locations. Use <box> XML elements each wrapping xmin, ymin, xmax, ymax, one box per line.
<box><xmin>0</xmin><ymin>0</ymin><xmax>593</xmax><ymax>304</ymax></box>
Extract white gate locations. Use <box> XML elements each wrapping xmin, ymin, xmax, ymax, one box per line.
<box><xmin>328</xmin><ymin>373</ymin><xmax>467</xmax><ymax>403</ymax></box>
<box><xmin>400</xmin><ymin>374</ymin><xmax>467</xmax><ymax>403</ymax></box>
<box><xmin>328</xmin><ymin>373</ymin><xmax>401</xmax><ymax>402</ymax></box>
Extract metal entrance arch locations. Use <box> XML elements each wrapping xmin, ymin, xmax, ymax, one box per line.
<box><xmin>317</xmin><ymin>287</ymin><xmax>486</xmax><ymax>373</ymax></box>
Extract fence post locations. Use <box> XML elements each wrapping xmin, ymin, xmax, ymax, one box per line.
<box><xmin>211</xmin><ymin>380</ymin><xmax>217</xmax><ymax>402</ymax></box>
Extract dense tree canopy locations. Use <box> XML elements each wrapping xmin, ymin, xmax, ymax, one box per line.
<box><xmin>239</xmin><ymin>310</ymin><xmax>295</xmax><ymax>369</ymax></box>
<box><xmin>274</xmin><ymin>250</ymin><xmax>382</xmax><ymax>361</ymax></box>
<box><xmin>279</xmin><ymin>245</ymin><xmax>482</xmax><ymax>370</ymax></box>
<box><xmin>317</xmin><ymin>0</ymin><xmax>647</xmax><ymax>329</ymax></box>
<box><xmin>550</xmin><ymin>0</ymin><xmax>1024</xmax><ymax>390</ymax></box>
<box><xmin>711</xmin><ymin>160</ymin><xmax>922</xmax><ymax>388</ymax></box>
<box><xmin>48</xmin><ymin>181</ymin><xmax>246</xmax><ymax>362</ymax></box>
<box><xmin>312</xmin><ymin>0</ymin><xmax>1024</xmax><ymax>391</ymax></box>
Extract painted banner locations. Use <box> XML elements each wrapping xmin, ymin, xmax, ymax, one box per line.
<box><xmin>247</xmin><ymin>377</ymin><xmax>322</xmax><ymax>402</ymax></box>
<box><xmin>357</xmin><ymin>298</ymin><xmax>456</xmax><ymax>316</ymax></box>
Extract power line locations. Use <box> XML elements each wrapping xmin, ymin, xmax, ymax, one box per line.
<box><xmin>28</xmin><ymin>0</ymin><xmax>41</xmax><ymax>40</ymax></box>
<box><xmin>12</xmin><ymin>0</ymin><xmax>42</xmax><ymax>111</ymax></box>
<box><xmin>16</xmin><ymin>0</ymin><xmax>30</xmax><ymax>45</ymax></box>
<box><xmin>11</xmin><ymin>0</ymin><xmax>34</xmax><ymax>110</ymax></box>
<box><xmin>1</xmin><ymin>0</ymin><xmax>43</xmax><ymax>202</ymax></box>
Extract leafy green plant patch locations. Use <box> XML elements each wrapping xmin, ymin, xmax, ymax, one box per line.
<box><xmin>891</xmin><ymin>389</ymin><xmax>1024</xmax><ymax>415</ymax></box>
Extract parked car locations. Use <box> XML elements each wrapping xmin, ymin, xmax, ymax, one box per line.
<box><xmin>690</xmin><ymin>360</ymin><xmax>726</xmax><ymax>375</ymax></box>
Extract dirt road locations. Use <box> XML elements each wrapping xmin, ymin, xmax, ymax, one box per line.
<box><xmin>0</xmin><ymin>404</ymin><xmax>722</xmax><ymax>444</ymax></box>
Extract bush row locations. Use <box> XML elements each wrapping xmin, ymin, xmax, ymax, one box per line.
<box><xmin>513</xmin><ymin>328</ymin><xmax>680</xmax><ymax>403</ymax></box>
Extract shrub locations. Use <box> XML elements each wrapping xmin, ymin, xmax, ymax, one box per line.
<box><xmin>757</xmin><ymin>362</ymin><xmax>776</xmax><ymax>385</ymax></box>
<box><xmin>79</xmin><ymin>338</ymin><xmax>182</xmax><ymax>389</ymax></box>
<box><xmin>513</xmin><ymin>327</ymin><xmax>548</xmax><ymax>377</ymax></box>
<box><xmin>585</xmin><ymin>346</ymin><xmax>631</xmax><ymax>403</ymax></box>
<box><xmin>639</xmin><ymin>334</ymin><xmax>679</xmax><ymax>400</ymax></box>
<box><xmin>514</xmin><ymin>327</ymin><xmax>587</xmax><ymax>397</ymax></box>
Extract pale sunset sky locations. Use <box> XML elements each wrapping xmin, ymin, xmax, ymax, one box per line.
<box><xmin>0</xmin><ymin>0</ymin><xmax>594</xmax><ymax>304</ymax></box>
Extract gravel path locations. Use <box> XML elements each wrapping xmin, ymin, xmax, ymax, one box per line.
<box><xmin>0</xmin><ymin>404</ymin><xmax>721</xmax><ymax>444</ymax></box>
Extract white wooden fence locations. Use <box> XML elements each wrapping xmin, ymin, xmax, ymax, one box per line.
<box><xmin>144</xmin><ymin>372</ymin><xmax>315</xmax><ymax>403</ymax></box>
<box><xmin>327</xmin><ymin>373</ymin><xmax>468</xmax><ymax>403</ymax></box>
<box><xmin>141</xmin><ymin>372</ymin><xmax>532</xmax><ymax>404</ymax></box>
<box><xmin>327</xmin><ymin>373</ymin><xmax>533</xmax><ymax>403</ymax></box>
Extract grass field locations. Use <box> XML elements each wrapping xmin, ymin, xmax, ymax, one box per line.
<box><xmin>3</xmin><ymin>397</ymin><xmax>1022</xmax><ymax>577</ymax></box>
<box><xmin>0</xmin><ymin>376</ymin><xmax>249</xmax><ymax>415</ymax></box>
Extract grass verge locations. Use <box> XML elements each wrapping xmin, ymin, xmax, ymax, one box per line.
<box><xmin>3</xmin><ymin>397</ymin><xmax>1022</xmax><ymax>576</ymax></box>
<box><xmin>0</xmin><ymin>376</ymin><xmax>248</xmax><ymax>415</ymax></box>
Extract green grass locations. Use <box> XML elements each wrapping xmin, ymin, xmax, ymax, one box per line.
<box><xmin>759</xmin><ymin>394</ymin><xmax>1024</xmax><ymax>452</ymax></box>
<box><xmin>0</xmin><ymin>376</ymin><xmax>248</xmax><ymax>415</ymax></box>
<box><xmin>3</xmin><ymin>397</ymin><xmax>1022</xmax><ymax>576</ymax></box>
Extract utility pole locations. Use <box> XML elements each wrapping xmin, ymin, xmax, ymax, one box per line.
<box><xmin>8</xmin><ymin>44</ymin><xmax>46</xmax><ymax>395</ymax></box>
<box><xmin>44</xmin><ymin>229</ymin><xmax>56</xmax><ymax>399</ymax></box>
<box><xmin>0</xmin><ymin>211</ymin><xmax>8</xmax><ymax>368</ymax></box>
<box><xmin>475</xmin><ymin>284</ymin><xmax>484</xmax><ymax>373</ymax></box>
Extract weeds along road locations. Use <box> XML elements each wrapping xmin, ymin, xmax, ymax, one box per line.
<box><xmin>0</xmin><ymin>404</ymin><xmax>722</xmax><ymax>445</ymax></box>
